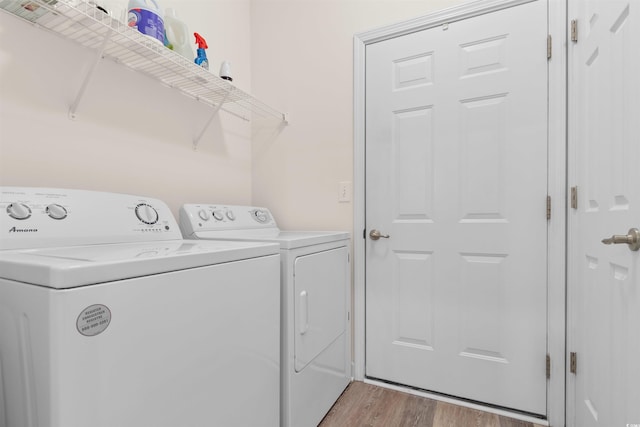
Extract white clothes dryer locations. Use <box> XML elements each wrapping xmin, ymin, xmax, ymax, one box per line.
<box><xmin>180</xmin><ymin>204</ymin><xmax>351</xmax><ymax>427</ymax></box>
<box><xmin>0</xmin><ymin>187</ymin><xmax>281</xmax><ymax>427</ymax></box>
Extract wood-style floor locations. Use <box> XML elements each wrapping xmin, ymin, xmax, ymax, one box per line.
<box><xmin>319</xmin><ymin>382</ymin><xmax>547</xmax><ymax>427</ymax></box>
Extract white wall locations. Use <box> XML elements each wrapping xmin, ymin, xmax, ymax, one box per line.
<box><xmin>0</xmin><ymin>0</ymin><xmax>252</xmax><ymax>217</ymax></box>
<box><xmin>250</xmin><ymin>0</ymin><xmax>468</xmax><ymax>236</ymax></box>
<box><xmin>1</xmin><ymin>0</ymin><xmax>467</xmax><ymax>223</ymax></box>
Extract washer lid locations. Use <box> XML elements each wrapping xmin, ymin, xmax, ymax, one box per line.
<box><xmin>0</xmin><ymin>240</ymin><xmax>279</xmax><ymax>289</ymax></box>
<box><xmin>193</xmin><ymin>230</ymin><xmax>350</xmax><ymax>249</ymax></box>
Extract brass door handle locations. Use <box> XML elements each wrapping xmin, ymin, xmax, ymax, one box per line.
<box><xmin>601</xmin><ymin>228</ymin><xmax>640</xmax><ymax>251</ymax></box>
<box><xmin>369</xmin><ymin>229</ymin><xmax>390</xmax><ymax>240</ymax></box>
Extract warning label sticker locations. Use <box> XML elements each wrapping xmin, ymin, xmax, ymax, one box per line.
<box><xmin>76</xmin><ymin>304</ymin><xmax>111</xmax><ymax>337</ymax></box>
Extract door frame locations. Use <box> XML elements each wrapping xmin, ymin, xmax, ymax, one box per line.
<box><xmin>353</xmin><ymin>0</ymin><xmax>567</xmax><ymax>425</ymax></box>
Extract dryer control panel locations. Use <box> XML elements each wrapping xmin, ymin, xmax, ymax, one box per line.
<box><xmin>1</xmin><ymin>187</ymin><xmax>182</xmax><ymax>250</ymax></box>
<box><xmin>179</xmin><ymin>204</ymin><xmax>278</xmax><ymax>236</ymax></box>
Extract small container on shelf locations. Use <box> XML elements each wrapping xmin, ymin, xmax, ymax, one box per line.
<box><xmin>219</xmin><ymin>61</ymin><xmax>232</xmax><ymax>82</ymax></box>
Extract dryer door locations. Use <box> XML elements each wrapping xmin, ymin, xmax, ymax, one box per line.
<box><xmin>294</xmin><ymin>246</ymin><xmax>348</xmax><ymax>372</ymax></box>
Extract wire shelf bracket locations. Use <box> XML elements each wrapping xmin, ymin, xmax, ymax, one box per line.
<box><xmin>68</xmin><ymin>29</ymin><xmax>112</xmax><ymax>120</ymax></box>
<box><xmin>193</xmin><ymin>91</ymin><xmax>231</xmax><ymax>150</ymax></box>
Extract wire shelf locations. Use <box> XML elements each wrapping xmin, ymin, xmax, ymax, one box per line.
<box><xmin>0</xmin><ymin>0</ymin><xmax>286</xmax><ymax>124</ymax></box>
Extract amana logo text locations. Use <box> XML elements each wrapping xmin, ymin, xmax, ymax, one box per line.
<box><xmin>8</xmin><ymin>227</ymin><xmax>38</xmax><ymax>233</ymax></box>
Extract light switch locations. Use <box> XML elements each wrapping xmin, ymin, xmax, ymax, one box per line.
<box><xmin>338</xmin><ymin>181</ymin><xmax>352</xmax><ymax>203</ymax></box>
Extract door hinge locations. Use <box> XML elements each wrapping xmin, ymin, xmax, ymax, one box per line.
<box><xmin>546</xmin><ymin>354</ymin><xmax>551</xmax><ymax>379</ymax></box>
<box><xmin>571</xmin><ymin>20</ymin><xmax>578</xmax><ymax>42</ymax></box>
<box><xmin>363</xmin><ymin>228</ymin><xmax>366</xmax><ymax>239</ymax></box>
<box><xmin>547</xmin><ymin>34</ymin><xmax>552</xmax><ymax>59</ymax></box>
<box><xmin>570</xmin><ymin>352</ymin><xmax>577</xmax><ymax>374</ymax></box>
<box><xmin>571</xmin><ymin>186</ymin><xmax>578</xmax><ymax>209</ymax></box>
<box><xmin>547</xmin><ymin>195</ymin><xmax>551</xmax><ymax>220</ymax></box>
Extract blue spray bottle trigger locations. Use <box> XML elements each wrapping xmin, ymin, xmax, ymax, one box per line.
<box><xmin>194</xmin><ymin>32</ymin><xmax>209</xmax><ymax>70</ymax></box>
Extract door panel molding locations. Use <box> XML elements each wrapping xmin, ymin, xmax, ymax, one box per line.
<box><xmin>353</xmin><ymin>0</ymin><xmax>566</xmax><ymax>425</ymax></box>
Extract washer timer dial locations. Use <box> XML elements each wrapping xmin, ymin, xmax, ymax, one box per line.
<box><xmin>135</xmin><ymin>203</ymin><xmax>159</xmax><ymax>225</ymax></box>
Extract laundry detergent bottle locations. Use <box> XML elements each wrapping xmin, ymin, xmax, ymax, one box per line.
<box><xmin>164</xmin><ymin>8</ymin><xmax>193</xmax><ymax>60</ymax></box>
<box><xmin>127</xmin><ymin>0</ymin><xmax>164</xmax><ymax>44</ymax></box>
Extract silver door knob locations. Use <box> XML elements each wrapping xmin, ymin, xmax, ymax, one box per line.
<box><xmin>369</xmin><ymin>229</ymin><xmax>390</xmax><ymax>240</ymax></box>
<box><xmin>601</xmin><ymin>228</ymin><xmax>639</xmax><ymax>251</ymax></box>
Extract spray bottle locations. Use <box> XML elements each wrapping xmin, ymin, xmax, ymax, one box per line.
<box><xmin>193</xmin><ymin>33</ymin><xmax>209</xmax><ymax>70</ymax></box>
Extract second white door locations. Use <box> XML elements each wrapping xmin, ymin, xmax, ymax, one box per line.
<box><xmin>568</xmin><ymin>0</ymin><xmax>640</xmax><ymax>425</ymax></box>
<box><xmin>365</xmin><ymin>0</ymin><xmax>549</xmax><ymax>414</ymax></box>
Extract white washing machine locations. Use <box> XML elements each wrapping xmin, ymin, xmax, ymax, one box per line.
<box><xmin>0</xmin><ymin>187</ymin><xmax>281</xmax><ymax>427</ymax></box>
<box><xmin>179</xmin><ymin>204</ymin><xmax>351</xmax><ymax>427</ymax></box>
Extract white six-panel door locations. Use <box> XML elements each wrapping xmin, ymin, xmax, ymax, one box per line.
<box><xmin>568</xmin><ymin>1</ymin><xmax>640</xmax><ymax>426</ymax></box>
<box><xmin>365</xmin><ymin>0</ymin><xmax>548</xmax><ymax>414</ymax></box>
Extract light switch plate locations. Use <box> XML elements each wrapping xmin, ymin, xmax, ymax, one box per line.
<box><xmin>338</xmin><ymin>181</ymin><xmax>352</xmax><ymax>203</ymax></box>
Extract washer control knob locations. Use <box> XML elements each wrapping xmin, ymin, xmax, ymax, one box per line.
<box><xmin>198</xmin><ymin>209</ymin><xmax>210</xmax><ymax>221</ymax></box>
<box><xmin>46</xmin><ymin>204</ymin><xmax>68</xmax><ymax>220</ymax></box>
<box><xmin>212</xmin><ymin>210</ymin><xmax>224</xmax><ymax>221</ymax></box>
<box><xmin>226</xmin><ymin>210</ymin><xmax>236</xmax><ymax>221</ymax></box>
<box><xmin>6</xmin><ymin>203</ymin><xmax>32</xmax><ymax>220</ymax></box>
<box><xmin>135</xmin><ymin>203</ymin><xmax>159</xmax><ymax>225</ymax></box>
<box><xmin>252</xmin><ymin>209</ymin><xmax>270</xmax><ymax>224</ymax></box>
